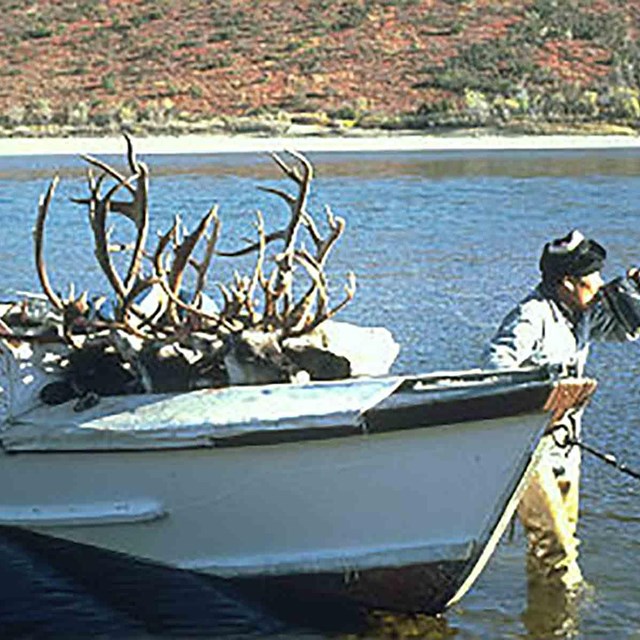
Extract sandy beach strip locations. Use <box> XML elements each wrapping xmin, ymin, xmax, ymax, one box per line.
<box><xmin>1</xmin><ymin>132</ymin><xmax>640</xmax><ymax>156</ymax></box>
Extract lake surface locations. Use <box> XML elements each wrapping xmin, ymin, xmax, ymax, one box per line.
<box><xmin>0</xmin><ymin>146</ymin><xmax>639</xmax><ymax>638</ymax></box>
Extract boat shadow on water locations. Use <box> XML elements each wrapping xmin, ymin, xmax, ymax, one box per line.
<box><xmin>0</xmin><ymin>520</ymin><xmax>593</xmax><ymax>639</ymax></box>
<box><xmin>0</xmin><ymin>525</ymin><xmax>292</xmax><ymax>638</ymax></box>
<box><xmin>0</xmin><ymin>525</ymin><xmax>455</xmax><ymax>639</ymax></box>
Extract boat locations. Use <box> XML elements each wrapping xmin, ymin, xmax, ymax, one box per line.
<box><xmin>0</xmin><ymin>363</ymin><xmax>596</xmax><ymax>614</ymax></box>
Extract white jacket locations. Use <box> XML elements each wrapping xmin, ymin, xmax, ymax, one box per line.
<box><xmin>483</xmin><ymin>278</ymin><xmax>640</xmax><ymax>471</ymax></box>
<box><xmin>483</xmin><ymin>281</ymin><xmax>636</xmax><ymax>374</ymax></box>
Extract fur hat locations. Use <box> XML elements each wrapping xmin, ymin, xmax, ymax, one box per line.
<box><xmin>539</xmin><ymin>230</ymin><xmax>606</xmax><ymax>283</ymax></box>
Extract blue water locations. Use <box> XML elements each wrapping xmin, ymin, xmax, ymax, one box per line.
<box><xmin>1</xmin><ymin>147</ymin><xmax>640</xmax><ymax>638</ymax></box>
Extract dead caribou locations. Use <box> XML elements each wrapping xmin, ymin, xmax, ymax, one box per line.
<box><xmin>9</xmin><ymin>135</ymin><xmax>397</xmax><ymax>407</ymax></box>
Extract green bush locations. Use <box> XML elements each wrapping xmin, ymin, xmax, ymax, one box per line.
<box><xmin>189</xmin><ymin>85</ymin><xmax>204</xmax><ymax>99</ymax></box>
<box><xmin>331</xmin><ymin>1</ymin><xmax>370</xmax><ymax>31</ymax></box>
<box><xmin>330</xmin><ymin>105</ymin><xmax>358</xmax><ymax>120</ymax></box>
<box><xmin>24</xmin><ymin>26</ymin><xmax>53</xmax><ymax>40</ymax></box>
<box><xmin>101</xmin><ymin>73</ymin><xmax>117</xmax><ymax>94</ymax></box>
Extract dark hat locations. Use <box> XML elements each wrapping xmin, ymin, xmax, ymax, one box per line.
<box><xmin>539</xmin><ymin>230</ymin><xmax>606</xmax><ymax>283</ymax></box>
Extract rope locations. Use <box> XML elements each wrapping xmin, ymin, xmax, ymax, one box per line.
<box><xmin>551</xmin><ymin>424</ymin><xmax>640</xmax><ymax>481</ymax></box>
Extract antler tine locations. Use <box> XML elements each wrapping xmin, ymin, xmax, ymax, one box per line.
<box><xmin>165</xmin><ymin>205</ymin><xmax>219</xmax><ymax>324</ymax></box>
<box><xmin>142</xmin><ymin>221</ymin><xmax>177</xmax><ymax>332</ymax></box>
<box><xmin>328</xmin><ymin>271</ymin><xmax>357</xmax><ymax>317</ymax></box>
<box><xmin>93</xmin><ymin>198</ymin><xmax>127</xmax><ymax>301</ymax></box>
<box><xmin>191</xmin><ymin>205</ymin><xmax>220</xmax><ymax>305</ymax></box>
<box><xmin>228</xmin><ymin>274</ymin><xmax>256</xmax><ymax>328</ymax></box>
<box><xmin>152</xmin><ymin>218</ymin><xmax>180</xmax><ymax>287</ymax></box>
<box><xmin>119</xmin><ymin>276</ymin><xmax>162</xmax><ymax>334</ymax></box>
<box><xmin>169</xmin><ymin>207</ymin><xmax>218</xmax><ymax>291</ymax></box>
<box><xmin>258</xmin><ymin>185</ymin><xmax>323</xmax><ymax>247</ymax></box>
<box><xmin>259</xmin><ymin>268</ymin><xmax>281</xmax><ymax>331</ymax></box>
<box><xmin>289</xmin><ymin>271</ymin><xmax>356</xmax><ymax>338</ymax></box>
<box><xmin>120</xmin><ymin>162</ymin><xmax>149</xmax><ymax>292</ymax></box>
<box><xmin>232</xmin><ymin>269</ymin><xmax>246</xmax><ymax>293</ymax></box>
<box><xmin>215</xmin><ymin>282</ymin><xmax>236</xmax><ymax>320</ymax></box>
<box><xmin>175</xmin><ymin>215</ymin><xmax>186</xmax><ymax>249</ymax></box>
<box><xmin>266</xmin><ymin>150</ymin><xmax>313</xmax><ymax>317</ymax></box>
<box><xmin>223</xmin><ymin>267</ymin><xmax>257</xmax><ymax>327</ymax></box>
<box><xmin>285</xmin><ymin>249</ymin><xmax>327</xmax><ymax>334</ymax></box>
<box><xmin>269</xmin><ymin>151</ymin><xmax>299</xmax><ymax>182</ymax></box>
<box><xmin>215</xmin><ymin>228</ymin><xmax>286</xmax><ymax>257</ymax></box>
<box><xmin>284</xmin><ymin>148</ymin><xmax>313</xmax><ymax>180</ymax></box>
<box><xmin>123</xmin><ymin>131</ymin><xmax>138</xmax><ymax>174</ymax></box>
<box><xmin>70</xmin><ymin>169</ymin><xmax>107</xmax><ymax>206</ymax></box>
<box><xmin>33</xmin><ymin>177</ymin><xmax>64</xmax><ymax>311</ymax></box>
<box><xmin>80</xmin><ymin>153</ymin><xmax>135</xmax><ymax>196</ymax></box>
<box><xmin>88</xmin><ymin>173</ymin><xmax>142</xmax><ymax>305</ymax></box>
<box><xmin>257</xmin><ymin>185</ymin><xmax>296</xmax><ymax>206</ymax></box>
<box><xmin>316</xmin><ymin>206</ymin><xmax>346</xmax><ymax>264</ymax></box>
<box><xmin>270</xmin><ymin>149</ymin><xmax>313</xmax><ymax>184</ymax></box>
<box><xmin>245</xmin><ymin>210</ymin><xmax>266</xmax><ymax>324</ymax></box>
<box><xmin>270</xmin><ymin>150</ymin><xmax>313</xmax><ymax>195</ymax></box>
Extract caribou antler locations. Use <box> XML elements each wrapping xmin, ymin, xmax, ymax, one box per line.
<box><xmin>31</xmin><ymin>140</ymin><xmax>357</xmax><ymax>391</ymax></box>
<box><xmin>191</xmin><ymin>207</ymin><xmax>221</xmax><ymax>305</ymax></box>
<box><xmin>265</xmin><ymin>150</ymin><xmax>312</xmax><ymax>316</ymax></box>
<box><xmin>34</xmin><ymin>177</ymin><xmax>93</xmax><ymax>346</ymax></box>
<box><xmin>283</xmin><ymin>205</ymin><xmax>346</xmax><ymax>334</ymax></box>
<box><xmin>34</xmin><ymin>176</ymin><xmax>64</xmax><ymax>311</ymax></box>
<box><xmin>214</xmin><ymin>212</ymin><xmax>268</xmax><ymax>330</ymax></box>
<box><xmin>150</xmin><ymin>218</ymin><xmax>238</xmax><ymax>333</ymax></box>
<box><xmin>165</xmin><ymin>205</ymin><xmax>219</xmax><ymax>324</ymax></box>
<box><xmin>118</xmin><ymin>133</ymin><xmax>149</xmax><ymax>292</ymax></box>
<box><xmin>215</xmin><ymin>150</ymin><xmax>354</xmax><ymax>337</ymax></box>
<box><xmin>72</xmin><ymin>136</ymin><xmax>152</xmax><ymax>329</ymax></box>
<box><xmin>84</xmin><ymin>171</ymin><xmax>137</xmax><ymax>301</ymax></box>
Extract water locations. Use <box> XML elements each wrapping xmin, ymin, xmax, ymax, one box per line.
<box><xmin>1</xmin><ymin>147</ymin><xmax>640</xmax><ymax>638</ymax></box>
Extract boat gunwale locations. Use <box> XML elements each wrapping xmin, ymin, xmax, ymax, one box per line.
<box><xmin>0</xmin><ymin>368</ymin><xmax>564</xmax><ymax>453</ymax></box>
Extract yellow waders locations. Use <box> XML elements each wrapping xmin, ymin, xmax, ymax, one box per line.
<box><xmin>517</xmin><ymin>434</ymin><xmax>583</xmax><ymax>588</ymax></box>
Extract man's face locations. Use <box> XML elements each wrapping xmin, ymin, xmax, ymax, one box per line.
<box><xmin>562</xmin><ymin>271</ymin><xmax>604</xmax><ymax>310</ymax></box>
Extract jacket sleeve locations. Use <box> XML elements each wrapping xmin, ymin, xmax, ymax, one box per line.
<box><xmin>589</xmin><ymin>276</ymin><xmax>640</xmax><ymax>342</ymax></box>
<box><xmin>482</xmin><ymin>302</ymin><xmax>544</xmax><ymax>369</ymax></box>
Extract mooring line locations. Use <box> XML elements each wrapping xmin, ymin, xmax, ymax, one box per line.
<box><xmin>551</xmin><ymin>424</ymin><xmax>640</xmax><ymax>481</ymax></box>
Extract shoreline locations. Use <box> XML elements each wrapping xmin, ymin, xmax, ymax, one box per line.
<box><xmin>2</xmin><ymin>130</ymin><xmax>640</xmax><ymax>157</ymax></box>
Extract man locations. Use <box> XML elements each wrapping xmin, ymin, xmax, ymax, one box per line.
<box><xmin>483</xmin><ymin>229</ymin><xmax>640</xmax><ymax>588</ymax></box>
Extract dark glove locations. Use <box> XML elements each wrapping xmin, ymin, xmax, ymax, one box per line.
<box><xmin>600</xmin><ymin>273</ymin><xmax>640</xmax><ymax>335</ymax></box>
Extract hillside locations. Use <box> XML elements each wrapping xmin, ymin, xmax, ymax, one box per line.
<box><xmin>1</xmin><ymin>0</ymin><xmax>640</xmax><ymax>137</ymax></box>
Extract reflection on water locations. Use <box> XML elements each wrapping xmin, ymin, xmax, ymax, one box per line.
<box><xmin>520</xmin><ymin>580</ymin><xmax>589</xmax><ymax>640</ymax></box>
<box><xmin>360</xmin><ymin>611</ymin><xmax>457</xmax><ymax>639</ymax></box>
<box><xmin>1</xmin><ymin>148</ymin><xmax>640</xmax><ymax>637</ymax></box>
<box><xmin>4</xmin><ymin>148</ymin><xmax>640</xmax><ymax>182</ymax></box>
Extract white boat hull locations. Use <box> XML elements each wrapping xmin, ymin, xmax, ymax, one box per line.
<box><xmin>0</xmin><ymin>369</ymin><xmax>595</xmax><ymax>613</ymax></box>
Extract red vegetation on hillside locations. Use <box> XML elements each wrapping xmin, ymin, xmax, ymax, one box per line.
<box><xmin>0</xmin><ymin>0</ymin><xmax>638</xmax><ymax>131</ymax></box>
